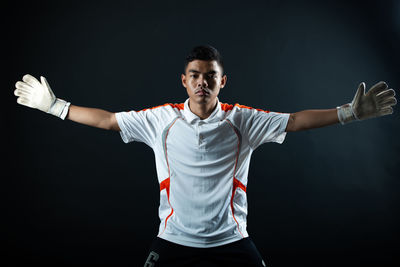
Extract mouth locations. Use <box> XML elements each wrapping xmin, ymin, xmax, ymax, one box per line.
<box><xmin>195</xmin><ymin>88</ymin><xmax>210</xmax><ymax>96</ymax></box>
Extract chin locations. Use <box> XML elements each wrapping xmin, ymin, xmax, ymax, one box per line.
<box><xmin>193</xmin><ymin>95</ymin><xmax>211</xmax><ymax>102</ymax></box>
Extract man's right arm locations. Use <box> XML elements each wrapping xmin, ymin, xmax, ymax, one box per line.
<box><xmin>14</xmin><ymin>74</ymin><xmax>120</xmax><ymax>131</ymax></box>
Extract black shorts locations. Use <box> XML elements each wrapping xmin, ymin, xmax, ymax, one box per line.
<box><xmin>143</xmin><ymin>237</ymin><xmax>268</xmax><ymax>267</ymax></box>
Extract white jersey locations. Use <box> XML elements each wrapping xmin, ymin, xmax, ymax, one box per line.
<box><xmin>115</xmin><ymin>98</ymin><xmax>290</xmax><ymax>248</ymax></box>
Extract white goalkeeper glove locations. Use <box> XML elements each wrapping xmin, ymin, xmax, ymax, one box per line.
<box><xmin>14</xmin><ymin>74</ymin><xmax>71</xmax><ymax>120</ymax></box>
<box><xmin>337</xmin><ymin>81</ymin><xmax>397</xmax><ymax>124</ymax></box>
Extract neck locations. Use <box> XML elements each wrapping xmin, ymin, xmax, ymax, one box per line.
<box><xmin>188</xmin><ymin>98</ymin><xmax>218</xmax><ymax>120</ymax></box>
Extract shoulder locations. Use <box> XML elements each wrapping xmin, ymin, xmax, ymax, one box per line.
<box><xmin>120</xmin><ymin>102</ymin><xmax>184</xmax><ymax>124</ymax></box>
<box><xmin>221</xmin><ymin>102</ymin><xmax>271</xmax><ymax>116</ymax></box>
<box><xmin>234</xmin><ymin>103</ymin><xmax>271</xmax><ymax>114</ymax></box>
<box><xmin>142</xmin><ymin>103</ymin><xmax>185</xmax><ymax>126</ymax></box>
<box><xmin>137</xmin><ymin>102</ymin><xmax>184</xmax><ymax>113</ymax></box>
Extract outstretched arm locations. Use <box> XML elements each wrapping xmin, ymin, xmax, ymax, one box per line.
<box><xmin>285</xmin><ymin>109</ymin><xmax>339</xmax><ymax>132</ymax></box>
<box><xmin>66</xmin><ymin>105</ymin><xmax>120</xmax><ymax>131</ymax></box>
<box><xmin>285</xmin><ymin>81</ymin><xmax>397</xmax><ymax>132</ymax></box>
<box><xmin>14</xmin><ymin>74</ymin><xmax>120</xmax><ymax>131</ymax></box>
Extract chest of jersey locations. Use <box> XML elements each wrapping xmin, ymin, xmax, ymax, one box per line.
<box><xmin>160</xmin><ymin>118</ymin><xmax>241</xmax><ymax>237</ymax></box>
<box><xmin>164</xmin><ymin>118</ymin><xmax>240</xmax><ymax>172</ymax></box>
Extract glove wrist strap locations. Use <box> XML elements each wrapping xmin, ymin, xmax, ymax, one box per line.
<box><xmin>47</xmin><ymin>98</ymin><xmax>71</xmax><ymax>120</ymax></box>
<box><xmin>337</xmin><ymin>103</ymin><xmax>358</xmax><ymax>125</ymax></box>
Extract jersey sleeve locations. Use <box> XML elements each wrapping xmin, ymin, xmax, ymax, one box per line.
<box><xmin>115</xmin><ymin>109</ymin><xmax>160</xmax><ymax>147</ymax></box>
<box><xmin>242</xmin><ymin>108</ymin><xmax>290</xmax><ymax>149</ymax></box>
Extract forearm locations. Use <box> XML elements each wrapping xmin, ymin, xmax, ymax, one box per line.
<box><xmin>67</xmin><ymin>105</ymin><xmax>120</xmax><ymax>131</ymax></box>
<box><xmin>289</xmin><ymin>108</ymin><xmax>339</xmax><ymax>131</ymax></box>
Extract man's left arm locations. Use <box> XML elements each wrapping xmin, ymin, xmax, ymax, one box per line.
<box><xmin>285</xmin><ymin>81</ymin><xmax>397</xmax><ymax>132</ymax></box>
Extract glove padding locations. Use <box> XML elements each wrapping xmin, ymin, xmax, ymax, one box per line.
<box><xmin>14</xmin><ymin>74</ymin><xmax>70</xmax><ymax>119</ymax></box>
<box><xmin>337</xmin><ymin>81</ymin><xmax>397</xmax><ymax>124</ymax></box>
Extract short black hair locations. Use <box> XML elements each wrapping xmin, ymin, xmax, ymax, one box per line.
<box><xmin>184</xmin><ymin>45</ymin><xmax>224</xmax><ymax>75</ymax></box>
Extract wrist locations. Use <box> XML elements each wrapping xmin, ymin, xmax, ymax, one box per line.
<box><xmin>47</xmin><ymin>98</ymin><xmax>71</xmax><ymax>120</ymax></box>
<box><xmin>336</xmin><ymin>103</ymin><xmax>358</xmax><ymax>125</ymax></box>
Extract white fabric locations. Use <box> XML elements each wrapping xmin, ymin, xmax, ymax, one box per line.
<box><xmin>115</xmin><ymin>98</ymin><xmax>290</xmax><ymax>248</ymax></box>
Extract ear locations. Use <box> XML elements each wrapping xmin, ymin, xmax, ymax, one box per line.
<box><xmin>220</xmin><ymin>74</ymin><xmax>227</xmax><ymax>88</ymax></box>
<box><xmin>181</xmin><ymin>73</ymin><xmax>187</xmax><ymax>88</ymax></box>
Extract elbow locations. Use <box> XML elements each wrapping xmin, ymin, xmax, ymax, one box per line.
<box><xmin>97</xmin><ymin>113</ymin><xmax>118</xmax><ymax>131</ymax></box>
<box><xmin>108</xmin><ymin>113</ymin><xmax>121</xmax><ymax>131</ymax></box>
<box><xmin>285</xmin><ymin>113</ymin><xmax>297</xmax><ymax>132</ymax></box>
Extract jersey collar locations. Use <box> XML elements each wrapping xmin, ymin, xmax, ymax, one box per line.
<box><xmin>183</xmin><ymin>97</ymin><xmax>223</xmax><ymax>124</ymax></box>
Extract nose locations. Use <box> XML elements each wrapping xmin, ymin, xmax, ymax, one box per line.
<box><xmin>197</xmin><ymin>76</ymin><xmax>208</xmax><ymax>88</ymax></box>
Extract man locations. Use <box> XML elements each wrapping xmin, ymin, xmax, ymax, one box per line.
<box><xmin>14</xmin><ymin>45</ymin><xmax>397</xmax><ymax>266</ymax></box>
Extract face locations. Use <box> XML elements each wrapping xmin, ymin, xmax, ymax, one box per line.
<box><xmin>181</xmin><ymin>60</ymin><xmax>227</xmax><ymax>105</ymax></box>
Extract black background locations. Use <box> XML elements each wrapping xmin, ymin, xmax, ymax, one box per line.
<box><xmin>3</xmin><ymin>0</ymin><xmax>400</xmax><ymax>266</ymax></box>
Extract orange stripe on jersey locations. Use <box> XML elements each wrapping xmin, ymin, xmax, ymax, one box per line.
<box><xmin>168</xmin><ymin>103</ymin><xmax>184</xmax><ymax>110</ymax></box>
<box><xmin>234</xmin><ymin>104</ymin><xmax>271</xmax><ymax>113</ymax></box>
<box><xmin>159</xmin><ymin>177</ymin><xmax>174</xmax><ymax>234</ymax></box>
<box><xmin>220</xmin><ymin>102</ymin><xmax>234</xmax><ymax>111</ymax></box>
<box><xmin>231</xmin><ymin>177</ymin><xmax>246</xmax><ymax>238</ymax></box>
<box><xmin>225</xmin><ymin>118</ymin><xmax>246</xmax><ymax>238</ymax></box>
<box><xmin>233</xmin><ymin>177</ymin><xmax>246</xmax><ymax>192</ymax></box>
<box><xmin>131</xmin><ymin>103</ymin><xmax>184</xmax><ymax>113</ymax></box>
<box><xmin>160</xmin><ymin>177</ymin><xmax>171</xmax><ymax>197</ymax></box>
<box><xmin>159</xmin><ymin>117</ymin><xmax>179</xmax><ymax>236</ymax></box>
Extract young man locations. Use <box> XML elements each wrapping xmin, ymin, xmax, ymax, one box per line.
<box><xmin>14</xmin><ymin>45</ymin><xmax>397</xmax><ymax>266</ymax></box>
